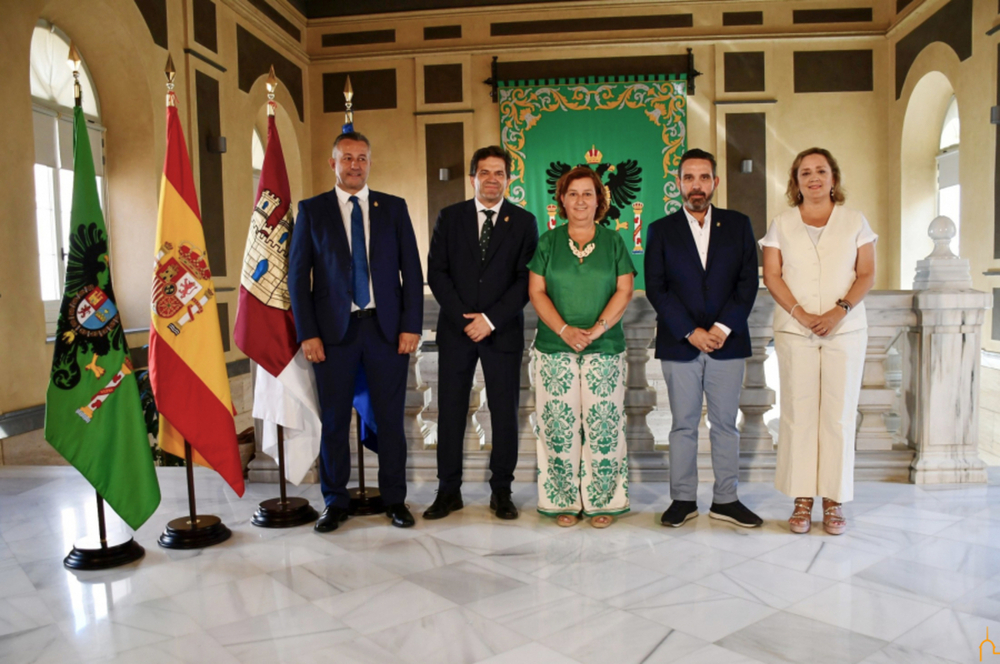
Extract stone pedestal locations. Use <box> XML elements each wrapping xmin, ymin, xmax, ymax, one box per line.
<box><xmin>908</xmin><ymin>217</ymin><xmax>990</xmax><ymax>484</ymax></box>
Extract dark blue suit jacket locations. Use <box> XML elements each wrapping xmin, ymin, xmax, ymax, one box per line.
<box><xmin>288</xmin><ymin>188</ymin><xmax>424</xmax><ymax>346</ymax></box>
<box><xmin>644</xmin><ymin>206</ymin><xmax>758</xmax><ymax>361</ymax></box>
<box><xmin>427</xmin><ymin>199</ymin><xmax>538</xmax><ymax>353</ymax></box>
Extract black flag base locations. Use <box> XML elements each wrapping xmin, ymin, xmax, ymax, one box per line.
<box><xmin>64</xmin><ymin>534</ymin><xmax>145</xmax><ymax>571</ymax></box>
<box><xmin>348</xmin><ymin>487</ymin><xmax>385</xmax><ymax>516</ymax></box>
<box><xmin>252</xmin><ymin>497</ymin><xmax>319</xmax><ymax>528</ymax></box>
<box><xmin>158</xmin><ymin>515</ymin><xmax>231</xmax><ymax>549</ymax></box>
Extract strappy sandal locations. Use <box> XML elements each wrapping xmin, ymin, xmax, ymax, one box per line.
<box><xmin>556</xmin><ymin>514</ymin><xmax>579</xmax><ymax>528</ymax></box>
<box><xmin>590</xmin><ymin>515</ymin><xmax>613</xmax><ymax>529</ymax></box>
<box><xmin>789</xmin><ymin>497</ymin><xmax>813</xmax><ymax>534</ymax></box>
<box><xmin>822</xmin><ymin>498</ymin><xmax>846</xmax><ymax>535</ymax></box>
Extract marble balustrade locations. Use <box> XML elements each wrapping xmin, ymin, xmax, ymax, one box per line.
<box><xmin>249</xmin><ymin>286</ymin><xmax>989</xmax><ymax>486</ymax></box>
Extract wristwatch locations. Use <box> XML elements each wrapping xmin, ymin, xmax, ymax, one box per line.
<box><xmin>599</xmin><ymin>318</ymin><xmax>609</xmax><ymax>332</ymax></box>
<box><xmin>836</xmin><ymin>299</ymin><xmax>852</xmax><ymax>313</ymax></box>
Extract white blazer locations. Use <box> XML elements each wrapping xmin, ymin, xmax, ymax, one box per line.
<box><xmin>761</xmin><ymin>205</ymin><xmax>877</xmax><ymax>337</ymax></box>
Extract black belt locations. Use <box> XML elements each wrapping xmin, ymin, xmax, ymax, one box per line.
<box><xmin>352</xmin><ymin>308</ymin><xmax>376</xmax><ymax>319</ymax></box>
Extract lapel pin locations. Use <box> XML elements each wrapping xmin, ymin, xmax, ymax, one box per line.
<box><xmin>504</xmin><ymin>216</ymin><xmax>509</xmax><ymax>223</ymax></box>
<box><xmin>716</xmin><ymin>222</ymin><xmax>721</xmax><ymax>227</ymax></box>
<box><xmin>373</xmin><ymin>201</ymin><xmax>379</xmax><ymax>207</ymax></box>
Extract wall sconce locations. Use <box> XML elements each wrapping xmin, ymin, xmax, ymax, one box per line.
<box><xmin>740</xmin><ymin>159</ymin><xmax>753</xmax><ymax>174</ymax></box>
<box><xmin>439</xmin><ymin>167</ymin><xmax>450</xmax><ymax>181</ymax></box>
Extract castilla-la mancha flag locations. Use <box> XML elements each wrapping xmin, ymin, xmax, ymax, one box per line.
<box><xmin>233</xmin><ymin>106</ymin><xmax>320</xmax><ymax>484</ymax></box>
<box><xmin>149</xmin><ymin>91</ymin><xmax>244</xmax><ymax>497</ymax></box>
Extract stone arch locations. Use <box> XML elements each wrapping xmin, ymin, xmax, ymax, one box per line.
<box><xmin>897</xmin><ymin>43</ymin><xmax>962</xmax><ymax>288</ymax></box>
<box><xmin>38</xmin><ymin>0</ymin><xmax>161</xmax><ymax>327</ymax></box>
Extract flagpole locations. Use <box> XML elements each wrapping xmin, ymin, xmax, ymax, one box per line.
<box><xmin>153</xmin><ymin>54</ymin><xmax>233</xmax><ymax>549</ymax></box>
<box><xmin>61</xmin><ymin>42</ymin><xmax>146</xmax><ymax>572</ymax></box>
<box><xmin>341</xmin><ymin>75</ymin><xmax>384</xmax><ymax>517</ymax></box>
<box><xmin>245</xmin><ymin>68</ymin><xmax>319</xmax><ymax>528</ymax></box>
<box><xmin>158</xmin><ymin>439</ymin><xmax>232</xmax><ymax>548</ymax></box>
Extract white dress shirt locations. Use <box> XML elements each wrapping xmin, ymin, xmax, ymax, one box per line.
<box><xmin>682</xmin><ymin>204</ymin><xmax>730</xmax><ymax>338</ymax></box>
<box><xmin>473</xmin><ymin>198</ymin><xmax>503</xmax><ymax>331</ymax></box>
<box><xmin>335</xmin><ymin>184</ymin><xmax>375</xmax><ymax>311</ymax></box>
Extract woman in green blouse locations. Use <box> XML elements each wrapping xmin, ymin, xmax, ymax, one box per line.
<box><xmin>527</xmin><ymin>166</ymin><xmax>636</xmax><ymax>528</ymax></box>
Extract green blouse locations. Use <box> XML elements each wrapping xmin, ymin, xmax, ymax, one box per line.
<box><xmin>527</xmin><ymin>223</ymin><xmax>636</xmax><ymax>355</ymax></box>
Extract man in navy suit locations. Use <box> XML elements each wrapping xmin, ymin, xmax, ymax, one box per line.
<box><xmin>288</xmin><ymin>132</ymin><xmax>423</xmax><ymax>532</ymax></box>
<box><xmin>424</xmin><ymin>146</ymin><xmax>538</xmax><ymax>520</ymax></box>
<box><xmin>645</xmin><ymin>148</ymin><xmax>762</xmax><ymax>528</ymax></box>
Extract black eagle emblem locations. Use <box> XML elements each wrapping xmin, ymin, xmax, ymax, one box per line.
<box><xmin>50</xmin><ymin>223</ymin><xmax>125</xmax><ymax>391</ymax></box>
<box><xmin>545</xmin><ymin>158</ymin><xmax>643</xmax><ymax>226</ymax></box>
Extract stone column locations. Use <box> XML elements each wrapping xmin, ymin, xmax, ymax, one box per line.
<box><xmin>623</xmin><ymin>298</ymin><xmax>657</xmax><ymax>451</ymax></box>
<box><xmin>405</xmin><ymin>341</ymin><xmax>437</xmax><ymax>451</ymax></box>
<box><xmin>909</xmin><ymin>217</ymin><xmax>990</xmax><ymax>484</ymax></box>
<box><xmin>739</xmin><ymin>291</ymin><xmax>776</xmax><ymax>453</ymax></box>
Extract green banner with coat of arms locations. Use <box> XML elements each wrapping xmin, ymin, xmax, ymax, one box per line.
<box><xmin>499</xmin><ymin>75</ymin><xmax>687</xmax><ymax>290</ymax></box>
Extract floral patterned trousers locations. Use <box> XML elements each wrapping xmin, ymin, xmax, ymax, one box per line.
<box><xmin>534</xmin><ymin>351</ymin><xmax>629</xmax><ymax>517</ymax></box>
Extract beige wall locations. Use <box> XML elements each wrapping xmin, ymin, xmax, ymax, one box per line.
<box><xmin>2</xmin><ymin>0</ymin><xmax>998</xmax><ymax>422</ymax></box>
<box><xmin>0</xmin><ymin>0</ymin><xmax>309</xmax><ymax>414</ymax></box>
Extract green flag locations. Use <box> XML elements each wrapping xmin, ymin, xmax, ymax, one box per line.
<box><xmin>499</xmin><ymin>75</ymin><xmax>688</xmax><ymax>290</ymax></box>
<box><xmin>44</xmin><ymin>106</ymin><xmax>160</xmax><ymax>531</ymax></box>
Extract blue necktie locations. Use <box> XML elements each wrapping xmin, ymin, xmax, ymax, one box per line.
<box><xmin>350</xmin><ymin>195</ymin><xmax>370</xmax><ymax>308</ymax></box>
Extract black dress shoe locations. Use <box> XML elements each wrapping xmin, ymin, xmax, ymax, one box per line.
<box><xmin>422</xmin><ymin>491</ymin><xmax>463</xmax><ymax>520</ymax></box>
<box><xmin>660</xmin><ymin>500</ymin><xmax>698</xmax><ymax>527</ymax></box>
<box><xmin>386</xmin><ymin>503</ymin><xmax>415</xmax><ymax>528</ymax></box>
<box><xmin>314</xmin><ymin>505</ymin><xmax>349</xmax><ymax>533</ymax></box>
<box><xmin>709</xmin><ymin>500</ymin><xmax>763</xmax><ymax>528</ymax></box>
<box><xmin>489</xmin><ymin>491</ymin><xmax>519</xmax><ymax>520</ymax></box>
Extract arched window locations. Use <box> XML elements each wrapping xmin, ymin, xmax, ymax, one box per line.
<box><xmin>30</xmin><ymin>20</ymin><xmax>106</xmax><ymax>335</ymax></box>
<box><xmin>252</xmin><ymin>128</ymin><xmax>265</xmax><ymax>197</ymax></box>
<box><xmin>937</xmin><ymin>96</ymin><xmax>959</xmax><ymax>255</ymax></box>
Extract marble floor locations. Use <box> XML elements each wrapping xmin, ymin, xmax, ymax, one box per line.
<box><xmin>1</xmin><ymin>467</ymin><xmax>1000</xmax><ymax>664</ymax></box>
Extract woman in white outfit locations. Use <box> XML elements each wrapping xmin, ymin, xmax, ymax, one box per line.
<box><xmin>760</xmin><ymin>148</ymin><xmax>876</xmax><ymax>535</ymax></box>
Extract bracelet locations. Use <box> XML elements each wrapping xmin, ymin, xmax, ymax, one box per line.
<box><xmin>558</xmin><ymin>324</ymin><xmax>568</xmax><ymax>336</ymax></box>
<box><xmin>790</xmin><ymin>304</ymin><xmax>801</xmax><ymax>318</ymax></box>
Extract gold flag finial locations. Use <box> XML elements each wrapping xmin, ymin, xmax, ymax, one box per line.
<box><xmin>165</xmin><ymin>54</ymin><xmax>176</xmax><ymax>106</ymax></box>
<box><xmin>266</xmin><ymin>65</ymin><xmax>278</xmax><ymax>116</ymax></box>
<box><xmin>342</xmin><ymin>75</ymin><xmax>354</xmax><ymax>132</ymax></box>
<box><xmin>67</xmin><ymin>43</ymin><xmax>82</xmax><ymax>107</ymax></box>
<box><xmin>165</xmin><ymin>53</ymin><xmax>176</xmax><ymax>86</ymax></box>
<box><xmin>344</xmin><ymin>75</ymin><xmax>354</xmax><ymax>103</ymax></box>
<box><xmin>266</xmin><ymin>65</ymin><xmax>278</xmax><ymax>95</ymax></box>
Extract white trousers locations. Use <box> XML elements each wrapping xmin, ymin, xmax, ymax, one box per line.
<box><xmin>773</xmin><ymin>329</ymin><xmax>867</xmax><ymax>503</ymax></box>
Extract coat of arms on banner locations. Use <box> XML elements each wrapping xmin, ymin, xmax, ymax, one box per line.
<box><xmin>241</xmin><ymin>189</ymin><xmax>292</xmax><ymax>310</ymax></box>
<box><xmin>151</xmin><ymin>240</ymin><xmax>215</xmax><ymax>336</ymax></box>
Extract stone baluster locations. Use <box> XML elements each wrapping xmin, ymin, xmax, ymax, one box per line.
<box><xmin>856</xmin><ymin>323</ymin><xmax>903</xmax><ymax>451</ymax></box>
<box><xmin>909</xmin><ymin>217</ymin><xmax>990</xmax><ymax>484</ymax></box>
<box><xmin>518</xmin><ymin>320</ymin><xmax>538</xmax><ymax>446</ymax></box>
<box><xmin>465</xmin><ymin>373</ymin><xmax>486</xmax><ymax>451</ymax></box>
<box><xmin>622</xmin><ymin>298</ymin><xmax>657</xmax><ymax>451</ymax></box>
<box><xmin>404</xmin><ymin>339</ymin><xmax>437</xmax><ymax>451</ymax></box>
<box><xmin>739</xmin><ymin>290</ymin><xmax>776</xmax><ymax>454</ymax></box>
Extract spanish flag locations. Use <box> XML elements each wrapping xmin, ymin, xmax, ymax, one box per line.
<box><xmin>149</xmin><ymin>85</ymin><xmax>244</xmax><ymax>497</ymax></box>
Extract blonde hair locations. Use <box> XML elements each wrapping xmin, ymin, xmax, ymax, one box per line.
<box><xmin>786</xmin><ymin>147</ymin><xmax>846</xmax><ymax>207</ymax></box>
